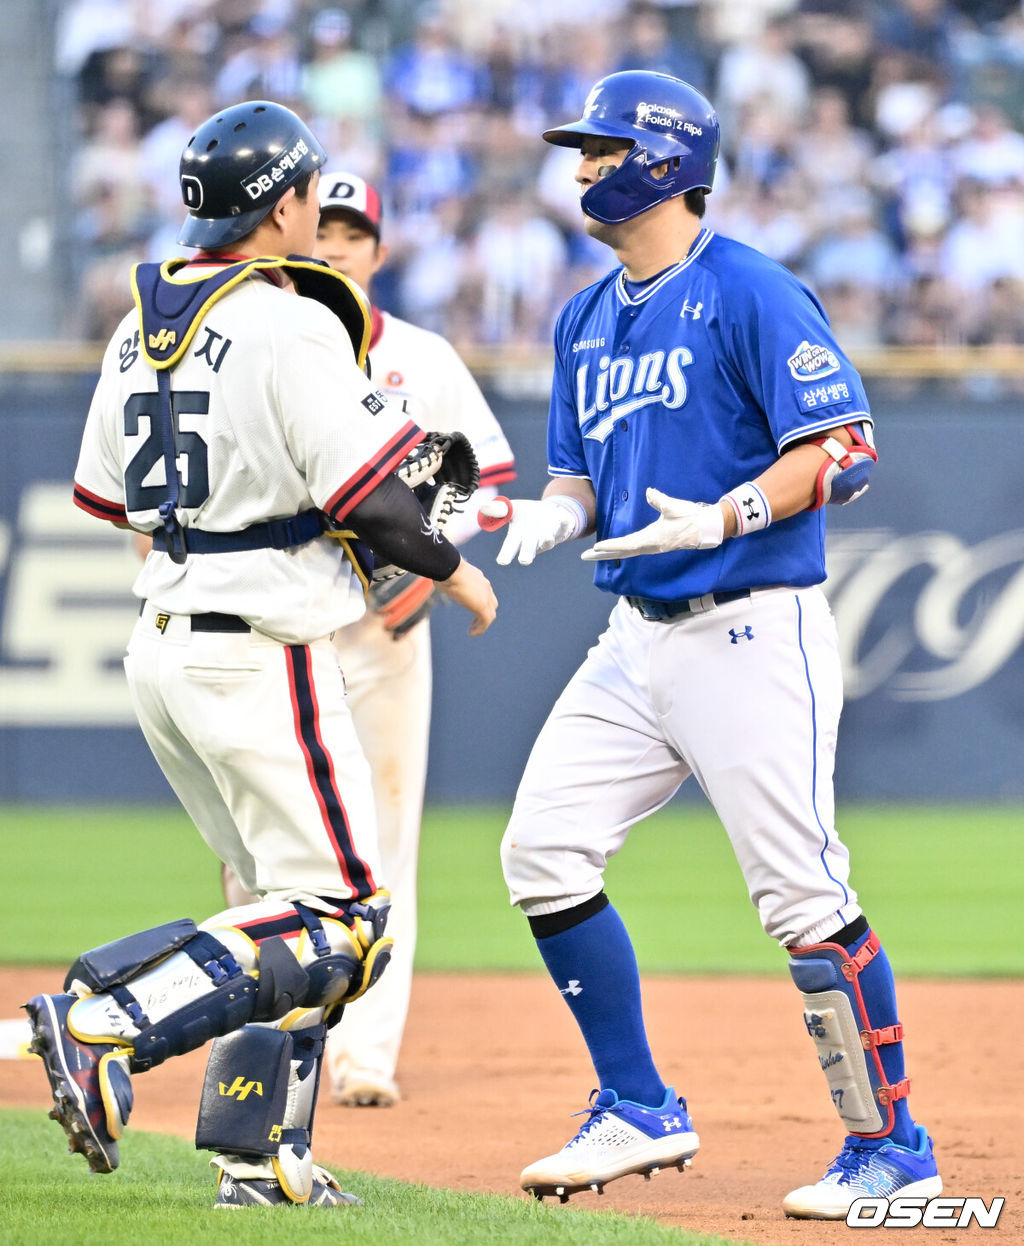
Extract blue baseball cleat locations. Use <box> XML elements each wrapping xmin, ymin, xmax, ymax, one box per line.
<box><xmin>783</xmin><ymin>1125</ymin><xmax>942</xmax><ymax>1219</ymax></box>
<box><xmin>521</xmin><ymin>1087</ymin><xmax>699</xmax><ymax>1202</ymax></box>
<box><xmin>24</xmin><ymin>993</ymin><xmax>133</xmax><ymax>1174</ymax></box>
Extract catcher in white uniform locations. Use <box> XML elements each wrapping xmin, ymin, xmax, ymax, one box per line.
<box><xmin>222</xmin><ymin>171</ymin><xmax>516</xmax><ymax>1108</ymax></box>
<box><xmin>24</xmin><ymin>101</ymin><xmax>496</xmax><ymax>1211</ymax></box>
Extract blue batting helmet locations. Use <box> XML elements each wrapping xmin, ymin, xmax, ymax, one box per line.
<box><xmin>177</xmin><ymin>100</ymin><xmax>327</xmax><ymax>248</ymax></box>
<box><xmin>542</xmin><ymin>71</ymin><xmax>719</xmax><ymax>224</ymax></box>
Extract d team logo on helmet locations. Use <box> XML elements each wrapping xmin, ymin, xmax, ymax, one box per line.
<box><xmin>182</xmin><ymin>175</ymin><xmax>203</xmax><ymax>210</ymax></box>
<box><xmin>243</xmin><ymin>138</ymin><xmax>312</xmax><ymax>201</ymax></box>
<box><xmin>177</xmin><ymin>101</ymin><xmax>327</xmax><ymax>248</ymax></box>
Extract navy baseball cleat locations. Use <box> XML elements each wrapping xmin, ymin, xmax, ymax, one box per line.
<box><xmin>23</xmin><ymin>993</ymin><xmax>133</xmax><ymax>1174</ymax></box>
<box><xmin>521</xmin><ymin>1087</ymin><xmax>699</xmax><ymax>1202</ymax></box>
<box><xmin>215</xmin><ymin>1167</ymin><xmax>361</xmax><ymax>1209</ymax></box>
<box><xmin>783</xmin><ymin>1125</ymin><xmax>942</xmax><ymax>1219</ymax></box>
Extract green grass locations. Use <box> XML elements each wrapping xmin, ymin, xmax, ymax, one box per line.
<box><xmin>0</xmin><ymin>1110</ymin><xmax>741</xmax><ymax>1246</ymax></box>
<box><xmin>2</xmin><ymin>805</ymin><xmax>1018</xmax><ymax>1242</ymax></box>
<box><xmin>3</xmin><ymin>802</ymin><xmax>1022</xmax><ymax>975</ymax></box>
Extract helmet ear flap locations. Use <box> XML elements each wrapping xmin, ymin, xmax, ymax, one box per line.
<box><xmin>582</xmin><ymin>143</ymin><xmax>704</xmax><ymax>225</ymax></box>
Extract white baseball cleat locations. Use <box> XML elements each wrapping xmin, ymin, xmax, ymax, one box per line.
<box><xmin>783</xmin><ymin>1126</ymin><xmax>942</xmax><ymax>1219</ymax></box>
<box><xmin>521</xmin><ymin>1087</ymin><xmax>699</xmax><ymax>1202</ymax></box>
<box><xmin>333</xmin><ymin>1067</ymin><xmax>399</xmax><ymax>1107</ymax></box>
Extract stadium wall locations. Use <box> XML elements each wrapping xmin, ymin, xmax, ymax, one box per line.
<box><xmin>1</xmin><ymin>376</ymin><xmax>1021</xmax><ymax>803</ymax></box>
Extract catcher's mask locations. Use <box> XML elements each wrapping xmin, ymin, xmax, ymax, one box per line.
<box><xmin>543</xmin><ymin>70</ymin><xmax>719</xmax><ymax>225</ymax></box>
<box><xmin>177</xmin><ymin>100</ymin><xmax>327</xmax><ymax>249</ymax></box>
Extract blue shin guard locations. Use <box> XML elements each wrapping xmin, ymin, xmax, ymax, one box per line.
<box><xmin>789</xmin><ymin>928</ymin><xmax>915</xmax><ymax>1145</ymax></box>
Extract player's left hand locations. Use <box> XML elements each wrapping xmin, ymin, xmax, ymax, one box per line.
<box><xmin>581</xmin><ymin>488</ymin><xmax>726</xmax><ymax>560</ymax></box>
<box><xmin>369</xmin><ymin>571</ymin><xmax>437</xmax><ymax>638</ymax></box>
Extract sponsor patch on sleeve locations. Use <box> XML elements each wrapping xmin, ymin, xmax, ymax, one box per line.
<box><xmin>361</xmin><ymin>390</ymin><xmax>387</xmax><ymax>415</ymax></box>
<box><xmin>798</xmin><ymin>381</ymin><xmax>851</xmax><ymax>410</ymax></box>
<box><xmin>787</xmin><ymin>340</ymin><xmax>840</xmax><ymax>382</ymax></box>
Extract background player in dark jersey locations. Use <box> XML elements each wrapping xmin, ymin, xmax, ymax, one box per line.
<box><xmin>483</xmin><ymin>70</ymin><xmax>940</xmax><ymax>1220</ymax></box>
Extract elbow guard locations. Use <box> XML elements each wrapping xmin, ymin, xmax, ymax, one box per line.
<box><xmin>809</xmin><ymin>423</ymin><xmax>877</xmax><ymax>510</ymax></box>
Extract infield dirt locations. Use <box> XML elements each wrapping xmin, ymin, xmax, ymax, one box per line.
<box><xmin>1</xmin><ymin>968</ymin><xmax>1019</xmax><ymax>1245</ymax></box>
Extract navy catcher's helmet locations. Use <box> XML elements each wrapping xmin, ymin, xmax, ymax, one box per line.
<box><xmin>543</xmin><ymin>71</ymin><xmax>719</xmax><ymax>224</ymax></box>
<box><xmin>177</xmin><ymin>100</ymin><xmax>327</xmax><ymax>248</ymax></box>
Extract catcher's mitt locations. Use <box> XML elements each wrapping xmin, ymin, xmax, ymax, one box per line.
<box><xmin>374</xmin><ymin>430</ymin><xmax>480</xmax><ymax>582</ymax></box>
<box><xmin>369</xmin><ymin>571</ymin><xmax>437</xmax><ymax>637</ymax></box>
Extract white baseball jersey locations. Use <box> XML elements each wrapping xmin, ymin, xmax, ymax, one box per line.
<box><xmin>365</xmin><ymin>308</ymin><xmax>515</xmax><ymax>494</ymax></box>
<box><xmin>73</xmin><ymin>261</ymin><xmax>426</xmax><ymax>906</ymax></box>
<box><xmin>74</xmin><ymin>273</ymin><xmax>422</xmax><ymax>644</ymax></box>
<box><xmin>326</xmin><ymin>307</ymin><xmax>514</xmax><ymax>1093</ymax></box>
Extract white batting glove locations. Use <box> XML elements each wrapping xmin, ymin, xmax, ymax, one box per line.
<box><xmin>581</xmin><ymin>487</ymin><xmax>725</xmax><ymax>561</ymax></box>
<box><xmin>479</xmin><ymin>496</ymin><xmax>588</xmax><ymax>566</ymax></box>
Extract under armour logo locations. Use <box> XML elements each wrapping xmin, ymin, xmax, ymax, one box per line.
<box><xmin>740</xmin><ymin>494</ymin><xmax>760</xmax><ymax>521</ymax></box>
<box><xmin>663</xmin><ymin>1117</ymin><xmax>683</xmax><ymax>1132</ymax></box>
<box><xmin>560</xmin><ymin>980</ymin><xmax>582</xmax><ymax>997</ymax></box>
<box><xmin>729</xmin><ymin>626</ymin><xmax>754</xmax><ymax>643</ymax></box>
<box><xmin>680</xmin><ymin>301</ymin><xmax>703</xmax><ymax>320</ymax></box>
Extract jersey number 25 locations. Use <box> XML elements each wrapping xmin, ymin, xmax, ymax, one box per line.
<box><xmin>123</xmin><ymin>389</ymin><xmax>210</xmax><ymax>511</ymax></box>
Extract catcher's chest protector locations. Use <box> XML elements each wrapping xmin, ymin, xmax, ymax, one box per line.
<box><xmin>131</xmin><ymin>257</ymin><xmax>372</xmax><ymax>371</ymax></box>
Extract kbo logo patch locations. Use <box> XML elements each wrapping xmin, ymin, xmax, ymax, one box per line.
<box><xmin>787</xmin><ymin>340</ymin><xmax>840</xmax><ymax>382</ymax></box>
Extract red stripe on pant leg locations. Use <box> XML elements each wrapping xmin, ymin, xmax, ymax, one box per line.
<box><xmin>300</xmin><ymin>646</ymin><xmax>377</xmax><ymax>893</ymax></box>
<box><xmin>286</xmin><ymin>645</ymin><xmax>354</xmax><ymax>891</ymax></box>
<box><xmin>285</xmin><ymin>645</ymin><xmax>375</xmax><ymax>896</ymax></box>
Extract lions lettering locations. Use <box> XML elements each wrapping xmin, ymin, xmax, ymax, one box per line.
<box><xmin>577</xmin><ymin>347</ymin><xmax>694</xmax><ymax>443</ymax></box>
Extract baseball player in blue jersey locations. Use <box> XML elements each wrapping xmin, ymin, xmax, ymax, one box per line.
<box><xmin>483</xmin><ymin>71</ymin><xmax>941</xmax><ymax>1219</ymax></box>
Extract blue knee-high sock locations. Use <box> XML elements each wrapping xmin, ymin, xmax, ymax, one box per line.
<box><xmin>532</xmin><ymin>899</ymin><xmax>666</xmax><ymax>1107</ymax></box>
<box><xmin>844</xmin><ymin>925</ymin><xmax>916</xmax><ymax>1149</ymax></box>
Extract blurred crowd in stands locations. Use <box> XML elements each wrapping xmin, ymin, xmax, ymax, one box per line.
<box><xmin>57</xmin><ymin>0</ymin><xmax>1024</xmax><ymax>356</ymax></box>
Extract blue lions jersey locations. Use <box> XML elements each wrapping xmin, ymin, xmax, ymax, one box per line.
<box><xmin>547</xmin><ymin>228</ymin><xmax>872</xmax><ymax>600</ymax></box>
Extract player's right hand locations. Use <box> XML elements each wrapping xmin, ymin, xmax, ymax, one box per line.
<box><xmin>479</xmin><ymin>496</ymin><xmax>586</xmax><ymax>567</ymax></box>
<box><xmin>435</xmin><ymin>557</ymin><xmax>498</xmax><ymax>636</ymax></box>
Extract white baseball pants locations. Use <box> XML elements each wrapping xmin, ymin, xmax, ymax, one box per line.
<box><xmin>326</xmin><ymin>610</ymin><xmax>432</xmax><ymax>1086</ymax></box>
<box><xmin>125</xmin><ymin>604</ymin><xmax>383</xmax><ymax>905</ymax></box>
<box><xmin>501</xmin><ymin>587</ymin><xmax>862</xmax><ymax>947</ymax></box>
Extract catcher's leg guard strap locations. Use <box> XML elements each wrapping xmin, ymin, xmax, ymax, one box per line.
<box><xmin>62</xmin><ymin>898</ymin><xmax>392</xmax><ymax>1075</ymax></box>
<box><xmin>199</xmin><ymin>1017</ymin><xmax>329</xmax><ymax>1204</ymax></box>
<box><xmin>789</xmin><ymin>929</ymin><xmax>910</xmax><ymax>1137</ymax></box>
<box><xmin>294</xmin><ymin>900</ymin><xmax>394</xmax><ymax>1008</ymax></box>
<box><xmin>66</xmin><ymin>926</ymin><xmax>257</xmax><ymax>1071</ymax></box>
